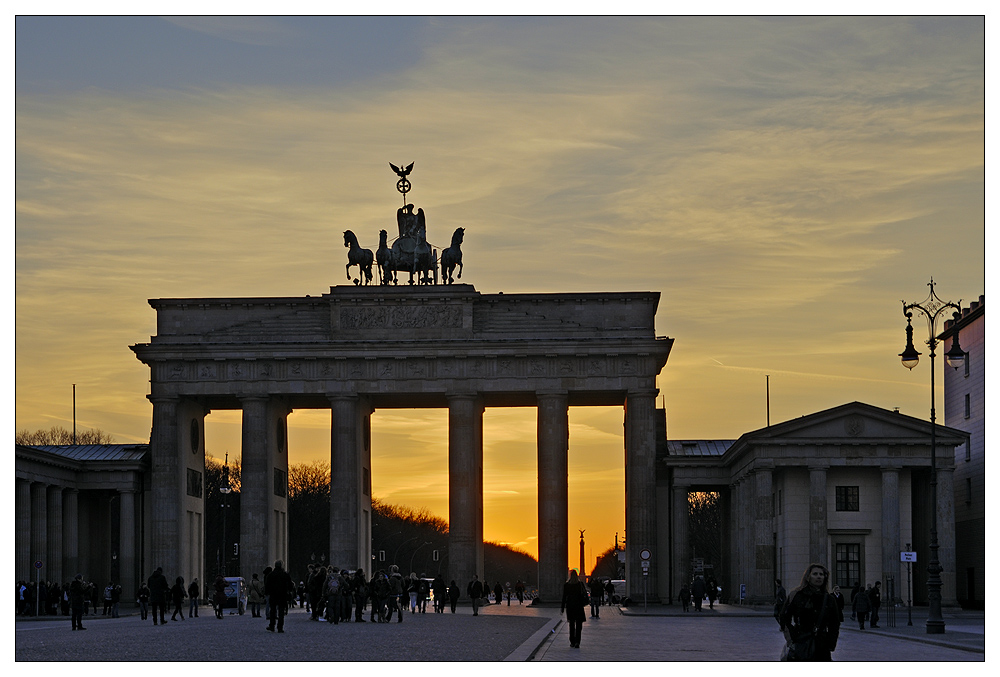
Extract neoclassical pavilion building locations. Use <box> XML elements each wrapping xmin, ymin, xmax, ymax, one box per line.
<box><xmin>659</xmin><ymin>401</ymin><xmax>965</xmax><ymax>607</ymax></box>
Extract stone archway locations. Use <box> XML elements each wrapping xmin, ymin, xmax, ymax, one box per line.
<box><xmin>131</xmin><ymin>284</ymin><xmax>672</xmax><ymax>601</ymax></box>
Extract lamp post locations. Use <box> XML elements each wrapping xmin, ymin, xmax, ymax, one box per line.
<box><xmin>393</xmin><ymin>536</ymin><xmax>418</xmax><ymax>569</ymax></box>
<box><xmin>900</xmin><ymin>278</ymin><xmax>965</xmax><ymax>635</ymax></box>
<box><xmin>220</xmin><ymin>453</ymin><xmax>232</xmax><ymax>577</ymax></box>
<box><xmin>410</xmin><ymin>541</ymin><xmax>432</xmax><ymax>574</ymax></box>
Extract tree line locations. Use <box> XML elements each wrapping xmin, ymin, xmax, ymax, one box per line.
<box><xmin>205</xmin><ymin>457</ymin><xmax>538</xmax><ymax>587</ymax></box>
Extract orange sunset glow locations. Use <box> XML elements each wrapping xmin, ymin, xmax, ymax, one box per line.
<box><xmin>15</xmin><ymin>16</ymin><xmax>984</xmax><ymax>575</ymax></box>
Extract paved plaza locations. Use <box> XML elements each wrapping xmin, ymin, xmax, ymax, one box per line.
<box><xmin>14</xmin><ymin>601</ymin><xmax>984</xmax><ymax>662</ymax></box>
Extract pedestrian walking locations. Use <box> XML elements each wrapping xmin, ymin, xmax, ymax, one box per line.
<box><xmin>832</xmin><ymin>585</ymin><xmax>845</xmax><ymax>622</ymax></box>
<box><xmin>774</xmin><ymin>578</ymin><xmax>787</xmax><ymax>628</ymax></box>
<box><xmin>388</xmin><ymin>565</ymin><xmax>405</xmax><ymax>622</ymax></box>
<box><xmin>707</xmin><ymin>577</ymin><xmax>718</xmax><ymax>609</ymax></box>
<box><xmin>265</xmin><ymin>560</ymin><xmax>294</xmax><ymax>633</ymax></box>
<box><xmin>467</xmin><ymin>575</ymin><xmax>483</xmax><ymax>616</ymax></box>
<box><xmin>69</xmin><ymin>574</ymin><xmax>86</xmax><ymax>631</ymax></box>
<box><xmin>111</xmin><ymin>584</ymin><xmax>121</xmax><ymax>617</ymax></box>
<box><xmin>853</xmin><ymin>583</ymin><xmax>872</xmax><ymax>629</ymax></box>
<box><xmin>849</xmin><ymin>581</ymin><xmax>861</xmax><ymax>620</ymax></box>
<box><xmin>678</xmin><ymin>583</ymin><xmax>691</xmax><ymax>612</ymax></box>
<box><xmin>102</xmin><ymin>582</ymin><xmax>113</xmax><ymax>615</ymax></box>
<box><xmin>353</xmin><ymin>570</ymin><xmax>368</xmax><ymax>622</ymax></box>
<box><xmin>515</xmin><ymin>579</ymin><xmax>525</xmax><ymax>605</ymax></box>
<box><xmin>692</xmin><ymin>575</ymin><xmax>706</xmax><ymax>612</ymax></box>
<box><xmin>432</xmin><ymin>574</ymin><xmax>446</xmax><ymax>613</ymax></box>
<box><xmin>137</xmin><ymin>582</ymin><xmax>150</xmax><ymax>621</ymax></box>
<box><xmin>213</xmin><ymin>575</ymin><xmax>226</xmax><ymax>619</ymax></box>
<box><xmin>560</xmin><ymin>569</ymin><xmax>589</xmax><ymax>648</ymax></box>
<box><xmin>148</xmin><ymin>567</ymin><xmax>169</xmax><ymax>625</ymax></box>
<box><xmin>418</xmin><ymin>576</ymin><xmax>430</xmax><ymax>613</ymax></box>
<box><xmin>587</xmin><ymin>576</ymin><xmax>603</xmax><ymax>618</ymax></box>
<box><xmin>868</xmin><ymin>581</ymin><xmax>882</xmax><ymax>628</ymax></box>
<box><xmin>247</xmin><ymin>573</ymin><xmax>264</xmax><ymax>617</ymax></box>
<box><xmin>188</xmin><ymin>578</ymin><xmax>200</xmax><ymax>618</ymax></box>
<box><xmin>448</xmin><ymin>579</ymin><xmax>460</xmax><ymax>613</ymax></box>
<box><xmin>408</xmin><ymin>572</ymin><xmax>420</xmax><ymax>613</ymax></box>
<box><xmin>779</xmin><ymin>563</ymin><xmax>841</xmax><ymax>661</ymax></box>
<box><xmin>170</xmin><ymin>576</ymin><xmax>186</xmax><ymax>620</ymax></box>
<box><xmin>493</xmin><ymin>581</ymin><xmax>503</xmax><ymax>606</ymax></box>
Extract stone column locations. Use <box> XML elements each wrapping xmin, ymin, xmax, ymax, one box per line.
<box><xmin>448</xmin><ymin>393</ymin><xmax>483</xmax><ymax>590</ymax></box>
<box><xmin>16</xmin><ymin>478</ymin><xmax>31</xmax><ymax>583</ymax></box>
<box><xmin>752</xmin><ymin>464</ymin><xmax>774</xmax><ymax>603</ymax></box>
<box><xmin>120</xmin><ymin>490</ymin><xmax>136</xmax><ymax>599</ymax></box>
<box><xmin>240</xmin><ymin>396</ymin><xmax>270</xmax><ymax>575</ymax></box>
<box><xmin>936</xmin><ymin>466</ymin><xmax>958</xmax><ymax>607</ymax></box>
<box><xmin>148</xmin><ymin>396</ymin><xmax>181</xmax><ymax>576</ymax></box>
<box><xmin>729</xmin><ymin>481</ymin><xmax>741</xmax><ymax>601</ymax></box>
<box><xmin>330</xmin><ymin>395</ymin><xmax>361</xmax><ymax>570</ymax></box>
<box><xmin>808</xmin><ymin>465</ymin><xmax>828</xmax><ymax>566</ymax></box>
<box><xmin>880</xmin><ymin>466</ymin><xmax>901</xmax><ymax>600</ymax></box>
<box><xmin>625</xmin><ymin>389</ymin><xmax>659</xmax><ymax>601</ymax></box>
<box><xmin>46</xmin><ymin>485</ymin><xmax>64</xmax><ymax>584</ymax></box>
<box><xmin>671</xmin><ymin>482</ymin><xmax>690</xmax><ymax>599</ymax></box>
<box><xmin>536</xmin><ymin>391</ymin><xmax>568</xmax><ymax>603</ymax></box>
<box><xmin>63</xmin><ymin>489</ymin><xmax>79</xmax><ymax>581</ymax></box>
<box><xmin>30</xmin><ymin>483</ymin><xmax>47</xmax><ymax>584</ymax></box>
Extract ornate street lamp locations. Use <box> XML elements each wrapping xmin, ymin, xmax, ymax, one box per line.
<box><xmin>900</xmin><ymin>278</ymin><xmax>965</xmax><ymax>635</ymax></box>
<box><xmin>220</xmin><ymin>452</ymin><xmax>232</xmax><ymax>577</ymax></box>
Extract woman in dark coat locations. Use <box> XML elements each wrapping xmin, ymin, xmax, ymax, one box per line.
<box><xmin>213</xmin><ymin>575</ymin><xmax>227</xmax><ymax>619</ymax></box>
<box><xmin>560</xmin><ymin>569</ymin><xmax>588</xmax><ymax>648</ymax></box>
<box><xmin>779</xmin><ymin>563</ymin><xmax>841</xmax><ymax>661</ymax></box>
<box><xmin>170</xmin><ymin>576</ymin><xmax>186</xmax><ymax>620</ymax></box>
<box><xmin>493</xmin><ymin>582</ymin><xmax>503</xmax><ymax>605</ymax></box>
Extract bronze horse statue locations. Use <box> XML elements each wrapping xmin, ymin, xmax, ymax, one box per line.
<box><xmin>344</xmin><ymin>230</ymin><xmax>374</xmax><ymax>285</ymax></box>
<box><xmin>440</xmin><ymin>227</ymin><xmax>464</xmax><ymax>284</ymax></box>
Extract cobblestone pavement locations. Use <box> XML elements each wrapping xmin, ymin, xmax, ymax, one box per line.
<box><xmin>14</xmin><ymin>602</ymin><xmax>985</xmax><ymax>663</ymax></box>
<box><xmin>14</xmin><ymin>603</ymin><xmax>548</xmax><ymax>662</ymax></box>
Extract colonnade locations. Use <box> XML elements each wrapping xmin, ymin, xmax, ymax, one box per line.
<box><xmin>14</xmin><ymin>478</ymin><xmax>138</xmax><ymax>599</ymax></box>
<box><xmin>146</xmin><ymin>388</ymin><xmax>661</xmax><ymax>602</ymax></box>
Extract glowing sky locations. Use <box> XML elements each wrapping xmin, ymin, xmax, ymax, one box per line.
<box><xmin>14</xmin><ymin>16</ymin><xmax>985</xmax><ymax>572</ymax></box>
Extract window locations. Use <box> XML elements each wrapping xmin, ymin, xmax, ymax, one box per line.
<box><xmin>273</xmin><ymin>467</ymin><xmax>287</xmax><ymax>498</ymax></box>
<box><xmin>966</xmin><ymin>478</ymin><xmax>972</xmax><ymax>506</ymax></box>
<box><xmin>966</xmin><ymin>438</ymin><xmax>971</xmax><ymax>462</ymax></box>
<box><xmin>186</xmin><ymin>468</ymin><xmax>203</xmax><ymax>498</ymax></box>
<box><xmin>965</xmin><ymin>350</ymin><xmax>971</xmax><ymax>378</ymax></box>
<box><xmin>835</xmin><ymin>486</ymin><xmax>859</xmax><ymax>511</ymax></box>
<box><xmin>778</xmin><ymin>489</ymin><xmax>783</xmax><ymax>515</ymax></box>
<box><xmin>835</xmin><ymin>543</ymin><xmax>861</xmax><ymax>589</ymax></box>
<box><xmin>965</xmin><ymin>394</ymin><xmax>971</xmax><ymax>419</ymax></box>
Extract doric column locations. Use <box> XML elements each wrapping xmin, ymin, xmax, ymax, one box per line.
<box><xmin>240</xmin><ymin>396</ymin><xmax>271</xmax><ymax>575</ymax></box>
<box><xmin>119</xmin><ymin>490</ymin><xmax>136</xmax><ymax>599</ymax></box>
<box><xmin>30</xmin><ymin>483</ymin><xmax>47</xmax><ymax>583</ymax></box>
<box><xmin>625</xmin><ymin>388</ymin><xmax>659</xmax><ymax>601</ymax></box>
<box><xmin>63</xmin><ymin>489</ymin><xmax>79</xmax><ymax>581</ymax></box>
<box><xmin>16</xmin><ymin>479</ymin><xmax>31</xmax><ymax>583</ymax></box>
<box><xmin>536</xmin><ymin>391</ymin><xmax>568</xmax><ymax>603</ymax></box>
<box><xmin>330</xmin><ymin>395</ymin><xmax>362</xmax><ymax>570</ymax></box>
<box><xmin>936</xmin><ymin>466</ymin><xmax>958</xmax><ymax>607</ymax></box>
<box><xmin>46</xmin><ymin>485</ymin><xmax>64</xmax><ymax>584</ymax></box>
<box><xmin>671</xmin><ymin>482</ymin><xmax>690</xmax><ymax>599</ymax></box>
<box><xmin>148</xmin><ymin>396</ymin><xmax>181</xmax><ymax>576</ymax></box>
<box><xmin>880</xmin><ymin>466</ymin><xmax>901</xmax><ymax>600</ymax></box>
<box><xmin>752</xmin><ymin>464</ymin><xmax>774</xmax><ymax>603</ymax></box>
<box><xmin>808</xmin><ymin>465</ymin><xmax>828</xmax><ymax>566</ymax></box>
<box><xmin>448</xmin><ymin>393</ymin><xmax>483</xmax><ymax>590</ymax></box>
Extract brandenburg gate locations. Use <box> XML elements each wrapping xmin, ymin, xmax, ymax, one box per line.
<box><xmin>131</xmin><ymin>284</ymin><xmax>672</xmax><ymax>601</ymax></box>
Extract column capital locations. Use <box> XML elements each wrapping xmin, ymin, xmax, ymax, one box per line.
<box><xmin>238</xmin><ymin>394</ymin><xmax>270</xmax><ymax>404</ymax></box>
<box><xmin>147</xmin><ymin>394</ymin><xmax>180</xmax><ymax>405</ymax></box>
<box><xmin>807</xmin><ymin>463</ymin><xmax>830</xmax><ymax>472</ymax></box>
<box><xmin>626</xmin><ymin>388</ymin><xmax>660</xmax><ymax>399</ymax></box>
<box><xmin>880</xmin><ymin>462</ymin><xmax>903</xmax><ymax>472</ymax></box>
<box><xmin>446</xmin><ymin>392</ymin><xmax>482</xmax><ymax>403</ymax></box>
<box><xmin>326</xmin><ymin>393</ymin><xmax>359</xmax><ymax>403</ymax></box>
<box><xmin>536</xmin><ymin>390</ymin><xmax>569</xmax><ymax>400</ymax></box>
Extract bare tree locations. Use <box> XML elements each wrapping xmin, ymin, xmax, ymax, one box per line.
<box><xmin>16</xmin><ymin>426</ymin><xmax>114</xmax><ymax>445</ymax></box>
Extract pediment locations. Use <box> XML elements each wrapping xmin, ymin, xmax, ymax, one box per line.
<box><xmin>742</xmin><ymin>402</ymin><xmax>965</xmax><ymax>445</ymax></box>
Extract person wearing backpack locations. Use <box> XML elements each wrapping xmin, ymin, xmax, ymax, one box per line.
<box><xmin>448</xmin><ymin>579</ymin><xmax>461</xmax><ymax>613</ymax></box>
<box><xmin>324</xmin><ymin>568</ymin><xmax>343</xmax><ymax>624</ymax></box>
<box><xmin>187</xmin><ymin>578</ymin><xmax>200</xmax><ymax>618</ymax></box>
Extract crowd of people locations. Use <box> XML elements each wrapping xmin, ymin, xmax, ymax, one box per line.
<box><xmin>15</xmin><ymin>578</ymin><xmax>122</xmax><ymax>620</ymax></box>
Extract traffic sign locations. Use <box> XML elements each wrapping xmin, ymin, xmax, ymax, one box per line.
<box><xmin>34</xmin><ymin>561</ymin><xmax>42</xmax><ymax>569</ymax></box>
<box><xmin>640</xmin><ymin>548</ymin><xmax>651</xmax><ymax>561</ymax></box>
<box><xmin>900</xmin><ymin>551</ymin><xmax>917</xmax><ymax>562</ymax></box>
